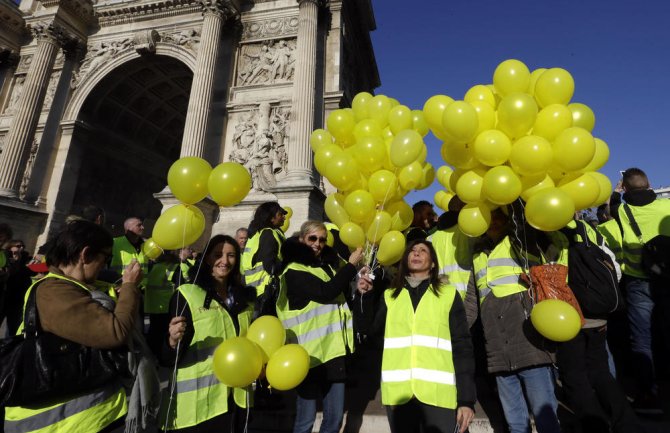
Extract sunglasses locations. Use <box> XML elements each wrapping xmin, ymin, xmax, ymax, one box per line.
<box><xmin>306</xmin><ymin>235</ymin><xmax>327</xmax><ymax>244</ymax></box>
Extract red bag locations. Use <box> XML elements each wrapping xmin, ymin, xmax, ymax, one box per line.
<box><xmin>521</xmin><ymin>263</ymin><xmax>585</xmax><ymax>326</ymax></box>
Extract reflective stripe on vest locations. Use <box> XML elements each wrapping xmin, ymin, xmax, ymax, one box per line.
<box><xmin>240</xmin><ymin>228</ymin><xmax>283</xmax><ymax>296</ymax></box>
<box><xmin>277</xmin><ymin>262</ymin><xmax>354</xmax><ymax>368</ymax></box>
<box><xmin>618</xmin><ymin>199</ymin><xmax>670</xmax><ymax>278</ymax></box>
<box><xmin>111</xmin><ymin>236</ymin><xmax>148</xmax><ymax>282</ymax></box>
<box><xmin>7</xmin><ymin>273</ymin><xmax>127</xmax><ymax>433</ymax></box>
<box><xmin>429</xmin><ymin>228</ymin><xmax>473</xmax><ymax>299</ymax></box>
<box><xmin>144</xmin><ymin>262</ymin><xmax>177</xmax><ymax>314</ymax></box>
<box><xmin>162</xmin><ymin>284</ymin><xmax>252</xmax><ymax>430</ymax></box>
<box><xmin>381</xmin><ymin>284</ymin><xmax>457</xmax><ymax>408</ymax></box>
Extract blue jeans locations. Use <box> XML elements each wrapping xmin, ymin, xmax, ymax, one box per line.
<box><xmin>495</xmin><ymin>366</ymin><xmax>561</xmax><ymax>433</ymax></box>
<box><xmin>625</xmin><ymin>277</ymin><xmax>656</xmax><ymax>394</ymax></box>
<box><xmin>293</xmin><ymin>381</ymin><xmax>345</xmax><ymax>433</ymax></box>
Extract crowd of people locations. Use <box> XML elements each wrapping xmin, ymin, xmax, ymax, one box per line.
<box><xmin>0</xmin><ymin>166</ymin><xmax>669</xmax><ymax>433</ymax></box>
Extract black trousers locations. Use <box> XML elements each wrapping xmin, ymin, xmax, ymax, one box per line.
<box><xmin>556</xmin><ymin>326</ymin><xmax>641</xmax><ymax>433</ymax></box>
<box><xmin>387</xmin><ymin>399</ymin><xmax>457</xmax><ymax>433</ymax></box>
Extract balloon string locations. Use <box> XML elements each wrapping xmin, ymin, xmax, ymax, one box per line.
<box><xmin>364</xmin><ymin>166</ymin><xmax>400</xmax><ymax>272</ymax></box>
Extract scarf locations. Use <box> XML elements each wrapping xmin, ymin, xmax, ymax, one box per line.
<box><xmin>90</xmin><ymin>290</ymin><xmax>161</xmax><ymax>433</ymax></box>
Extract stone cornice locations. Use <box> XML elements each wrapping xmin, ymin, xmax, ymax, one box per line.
<box><xmin>199</xmin><ymin>0</ymin><xmax>238</xmax><ymax>19</ymax></box>
<box><xmin>38</xmin><ymin>0</ymin><xmax>97</xmax><ymax>27</ymax></box>
<box><xmin>94</xmin><ymin>0</ymin><xmax>203</xmax><ymax>26</ymax></box>
<box><xmin>0</xmin><ymin>0</ymin><xmax>28</xmax><ymax>44</ymax></box>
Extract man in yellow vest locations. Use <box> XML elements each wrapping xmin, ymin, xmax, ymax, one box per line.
<box><xmin>111</xmin><ymin>217</ymin><xmax>149</xmax><ymax>285</ymax></box>
<box><xmin>616</xmin><ymin>168</ymin><xmax>670</xmax><ymax>412</ymax></box>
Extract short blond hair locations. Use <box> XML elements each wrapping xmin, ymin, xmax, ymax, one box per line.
<box><xmin>299</xmin><ymin>220</ymin><xmax>326</xmax><ymax>238</ymax></box>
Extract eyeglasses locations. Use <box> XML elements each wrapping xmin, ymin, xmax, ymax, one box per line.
<box><xmin>306</xmin><ymin>235</ymin><xmax>327</xmax><ymax>244</ymax></box>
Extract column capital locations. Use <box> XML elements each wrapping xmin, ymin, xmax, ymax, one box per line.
<box><xmin>30</xmin><ymin>22</ymin><xmax>79</xmax><ymax>49</ymax></box>
<box><xmin>199</xmin><ymin>0</ymin><xmax>238</xmax><ymax>21</ymax></box>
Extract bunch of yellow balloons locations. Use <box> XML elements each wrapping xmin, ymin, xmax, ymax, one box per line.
<box><xmin>428</xmin><ymin>59</ymin><xmax>612</xmax><ymax>236</ymax></box>
<box><xmin>212</xmin><ymin>315</ymin><xmax>310</xmax><ymax>391</ymax></box>
<box><xmin>147</xmin><ymin>157</ymin><xmax>252</xmax><ymax>255</ymax></box>
<box><xmin>313</xmin><ymin>93</ymin><xmax>434</xmax><ymax>265</ymax></box>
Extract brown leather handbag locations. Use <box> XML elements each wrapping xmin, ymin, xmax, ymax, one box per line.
<box><xmin>521</xmin><ymin>263</ymin><xmax>585</xmax><ymax>326</ymax></box>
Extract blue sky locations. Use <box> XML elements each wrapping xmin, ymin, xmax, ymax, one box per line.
<box><xmin>369</xmin><ymin>0</ymin><xmax>670</xmax><ymax>205</ymax></box>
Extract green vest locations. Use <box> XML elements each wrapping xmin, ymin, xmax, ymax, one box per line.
<box><xmin>276</xmin><ymin>263</ymin><xmax>354</xmax><ymax>368</ymax></box>
<box><xmin>5</xmin><ymin>274</ymin><xmax>127</xmax><ymax>433</ymax></box>
<box><xmin>111</xmin><ymin>236</ymin><xmax>149</xmax><ymax>282</ymax></box>
<box><xmin>618</xmin><ymin>198</ymin><xmax>670</xmax><ymax>278</ymax></box>
<box><xmin>429</xmin><ymin>226</ymin><xmax>473</xmax><ymax>298</ymax></box>
<box><xmin>162</xmin><ymin>284</ymin><xmax>252</xmax><ymax>430</ymax></box>
<box><xmin>144</xmin><ymin>262</ymin><xmax>178</xmax><ymax>314</ymax></box>
<box><xmin>241</xmin><ymin>228</ymin><xmax>284</xmax><ymax>297</ymax></box>
<box><xmin>381</xmin><ymin>284</ymin><xmax>457</xmax><ymax>409</ymax></box>
<box><xmin>597</xmin><ymin>219</ymin><xmax>624</xmax><ymax>267</ymax></box>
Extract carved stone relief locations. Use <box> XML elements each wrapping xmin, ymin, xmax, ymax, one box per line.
<box><xmin>4</xmin><ymin>75</ymin><xmax>25</xmax><ymax>114</ymax></box>
<box><xmin>237</xmin><ymin>39</ymin><xmax>296</xmax><ymax>86</ymax></box>
<box><xmin>42</xmin><ymin>71</ymin><xmax>62</xmax><ymax>111</ymax></box>
<box><xmin>16</xmin><ymin>55</ymin><xmax>32</xmax><ymax>74</ymax></box>
<box><xmin>19</xmin><ymin>137</ymin><xmax>40</xmax><ymax>200</ymax></box>
<box><xmin>160</xmin><ymin>28</ymin><xmax>201</xmax><ymax>54</ymax></box>
<box><xmin>229</xmin><ymin>103</ymin><xmax>291</xmax><ymax>192</ymax></box>
<box><xmin>242</xmin><ymin>16</ymin><xmax>299</xmax><ymax>40</ymax></box>
<box><xmin>71</xmin><ymin>38</ymin><xmax>133</xmax><ymax>89</ymax></box>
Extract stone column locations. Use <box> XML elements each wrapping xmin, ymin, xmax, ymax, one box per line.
<box><xmin>0</xmin><ymin>23</ymin><xmax>69</xmax><ymax>198</ymax></box>
<box><xmin>285</xmin><ymin>0</ymin><xmax>320</xmax><ymax>184</ymax></box>
<box><xmin>180</xmin><ymin>0</ymin><xmax>234</xmax><ymax>158</ymax></box>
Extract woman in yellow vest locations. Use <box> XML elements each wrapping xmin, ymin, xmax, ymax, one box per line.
<box><xmin>277</xmin><ymin>221</ymin><xmax>363</xmax><ymax>433</ymax></box>
<box><xmin>355</xmin><ymin>239</ymin><xmax>476</xmax><ymax>433</ymax></box>
<box><xmin>4</xmin><ymin>220</ymin><xmax>143</xmax><ymax>433</ymax></box>
<box><xmin>160</xmin><ymin>234</ymin><xmax>255</xmax><ymax>433</ymax></box>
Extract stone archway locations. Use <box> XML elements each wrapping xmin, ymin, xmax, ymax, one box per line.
<box><xmin>69</xmin><ymin>54</ymin><xmax>193</xmax><ymax>233</ymax></box>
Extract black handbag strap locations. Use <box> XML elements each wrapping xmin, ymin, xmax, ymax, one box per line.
<box><xmin>22</xmin><ymin>282</ymin><xmax>43</xmax><ymax>338</ymax></box>
<box><xmin>623</xmin><ymin>204</ymin><xmax>645</xmax><ymax>244</ymax></box>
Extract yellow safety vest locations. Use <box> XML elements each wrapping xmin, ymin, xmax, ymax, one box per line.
<box><xmin>597</xmin><ymin>219</ymin><xmax>624</xmax><ymax>268</ymax></box>
<box><xmin>429</xmin><ymin>226</ymin><xmax>473</xmax><ymax>298</ymax></box>
<box><xmin>144</xmin><ymin>262</ymin><xmax>179</xmax><ymax>314</ymax></box>
<box><xmin>162</xmin><ymin>284</ymin><xmax>252</xmax><ymax>430</ymax></box>
<box><xmin>276</xmin><ymin>263</ymin><xmax>354</xmax><ymax>368</ymax></box>
<box><xmin>618</xmin><ymin>198</ymin><xmax>670</xmax><ymax>278</ymax></box>
<box><xmin>241</xmin><ymin>228</ymin><xmax>284</xmax><ymax>297</ymax></box>
<box><xmin>5</xmin><ymin>274</ymin><xmax>127</xmax><ymax>433</ymax></box>
<box><xmin>111</xmin><ymin>236</ymin><xmax>148</xmax><ymax>283</ymax></box>
<box><xmin>381</xmin><ymin>284</ymin><xmax>457</xmax><ymax>409</ymax></box>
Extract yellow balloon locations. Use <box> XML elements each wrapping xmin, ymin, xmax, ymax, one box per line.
<box><xmin>524</xmin><ymin>188</ymin><xmax>575</xmax><ymax>231</ymax></box>
<box><xmin>167</xmin><ymin>157</ymin><xmax>213</xmax><ymax>205</ymax></box>
<box><xmin>325</xmin><ymin>154</ymin><xmax>359</xmax><ymax>191</ymax></box>
<box><xmin>398</xmin><ymin>161</ymin><xmax>423</xmax><ymax>191</ymax></box>
<box><xmin>533</xmin><ymin>104</ymin><xmax>573</xmax><ymax>141</ymax></box>
<box><xmin>246</xmin><ymin>316</ymin><xmax>286</xmax><ymax>363</ymax></box>
<box><xmin>284</xmin><ymin>206</ymin><xmax>293</xmax><ymax>218</ymax></box>
<box><xmin>449</xmin><ymin>169</ymin><xmax>465</xmax><ymax>193</ymax></box>
<box><xmin>553</xmin><ymin>127</ymin><xmax>596</xmax><ymax>172</ymax></box>
<box><xmin>208</xmin><ymin>162</ymin><xmax>252</xmax><ymax>207</ymax></box>
<box><xmin>441</xmin><ymin>140</ymin><xmax>478</xmax><ymax>170</ymax></box>
<box><xmin>534</xmin><ymin>68</ymin><xmax>575</xmax><ymax>108</ymax></box>
<box><xmin>441</xmin><ymin>101</ymin><xmax>479</xmax><ymax>143</ymax></box>
<box><xmin>582</xmin><ymin>138</ymin><xmax>609</xmax><ymax>172</ymax></box>
<box><xmin>381</xmin><ymin>126</ymin><xmax>394</xmax><ymax>141</ymax></box>
<box><xmin>422</xmin><ymin>94</ymin><xmax>454</xmax><ymax>136</ymax></box>
<box><xmin>527</xmin><ymin>68</ymin><xmax>547</xmax><ymax>95</ymax></box>
<box><xmin>520</xmin><ymin>173</ymin><xmax>555</xmax><ymax>201</ymax></box>
<box><xmin>327</xmin><ymin>109</ymin><xmax>356</xmax><ymax>142</ymax></box>
<box><xmin>339</xmin><ymin>222</ymin><xmax>366</xmax><ymax>248</ymax></box>
<box><xmin>473</xmin><ymin>129</ymin><xmax>512</xmax><ymax>166</ymax></box>
<box><xmin>497</xmin><ymin>92</ymin><xmax>538</xmax><ymax>139</ymax></box>
<box><xmin>367</xmin><ymin>211</ymin><xmax>392</xmax><ymax>243</ymax></box>
<box><xmin>353</xmin><ymin>136</ymin><xmax>386</xmax><ymax>174</ymax></box>
<box><xmin>437</xmin><ymin>165</ymin><xmax>453</xmax><ymax>188</ymax></box>
<box><xmin>588</xmin><ymin>172</ymin><xmax>613</xmax><ymax>206</ymax></box>
<box><xmin>388</xmin><ymin>105</ymin><xmax>413</xmax><ymax>134</ymax></box>
<box><xmin>415</xmin><ymin>144</ymin><xmax>428</xmax><ymax>165</ymax></box>
<box><xmin>352</xmin><ymin>92</ymin><xmax>373</xmax><ymax>121</ymax></box>
<box><xmin>510</xmin><ymin>135</ymin><xmax>553</xmax><ymax>176</ymax></box>
<box><xmin>153</xmin><ymin>204</ymin><xmax>206</xmax><ymax>250</ymax></box>
<box><xmin>309</xmin><ymin>129</ymin><xmax>334</xmax><ymax>153</ymax></box>
<box><xmin>531</xmin><ymin>299</ymin><xmax>581</xmax><ymax>342</ymax></box>
<box><xmin>314</xmin><ymin>144</ymin><xmax>344</xmax><ymax>176</ymax></box>
<box><xmin>389</xmin><ymin>97</ymin><xmax>400</xmax><ymax>107</ymax></box>
<box><xmin>353</xmin><ymin>119</ymin><xmax>383</xmax><ymax>143</ymax></box>
<box><xmin>325</xmin><ymin>193</ymin><xmax>350</xmax><ymax>227</ymax></box>
<box><xmin>385</xmin><ymin>201</ymin><xmax>414</xmax><ymax>231</ymax></box>
<box><xmin>434</xmin><ymin>190</ymin><xmax>455</xmax><ymax>211</ymax></box>
<box><xmin>368</xmin><ymin>95</ymin><xmax>392</xmax><ymax>128</ymax></box>
<box><xmin>455</xmin><ymin>168</ymin><xmax>486</xmax><ymax>204</ymax></box>
<box><xmin>344</xmin><ymin>189</ymin><xmax>376</xmax><ymax>223</ymax></box>
<box><xmin>419</xmin><ymin>162</ymin><xmax>435</xmax><ymax>190</ymax></box>
<box><xmin>568</xmin><ymin>103</ymin><xmax>595</xmax><ymax>132</ymax></box>
<box><xmin>470</xmin><ymin>100</ymin><xmax>496</xmax><ymax>136</ymax></box>
<box><xmin>558</xmin><ymin>172</ymin><xmax>601</xmax><ymax>210</ymax></box>
<box><xmin>464</xmin><ymin>84</ymin><xmax>496</xmax><ymax>108</ymax></box>
<box><xmin>482</xmin><ymin>166</ymin><xmax>522</xmax><ymax>205</ymax></box>
<box><xmin>266</xmin><ymin>344</ymin><xmax>310</xmax><ymax>391</ymax></box>
<box><xmin>280</xmin><ymin>217</ymin><xmax>291</xmax><ymax>233</ymax></box>
<box><xmin>493</xmin><ymin>59</ymin><xmax>531</xmax><ymax>96</ymax></box>
<box><xmin>390</xmin><ymin>130</ymin><xmax>424</xmax><ymax>168</ymax></box>
<box><xmin>141</xmin><ymin>238</ymin><xmax>163</xmax><ymax>260</ymax></box>
<box><xmin>411</xmin><ymin>110</ymin><xmax>430</xmax><ymax>137</ymax></box>
<box><xmin>368</xmin><ymin>169</ymin><xmax>399</xmax><ymax>204</ymax></box>
<box><xmin>458</xmin><ymin>203</ymin><xmax>491</xmax><ymax>237</ymax></box>
<box><xmin>213</xmin><ymin>337</ymin><xmax>263</xmax><ymax>387</ymax></box>
<box><xmin>377</xmin><ymin>231</ymin><xmax>406</xmax><ymax>266</ymax></box>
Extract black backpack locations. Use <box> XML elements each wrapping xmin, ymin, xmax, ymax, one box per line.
<box><xmin>561</xmin><ymin>221</ymin><xmax>622</xmax><ymax>318</ymax></box>
<box><xmin>623</xmin><ymin>204</ymin><xmax>670</xmax><ymax>282</ymax></box>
